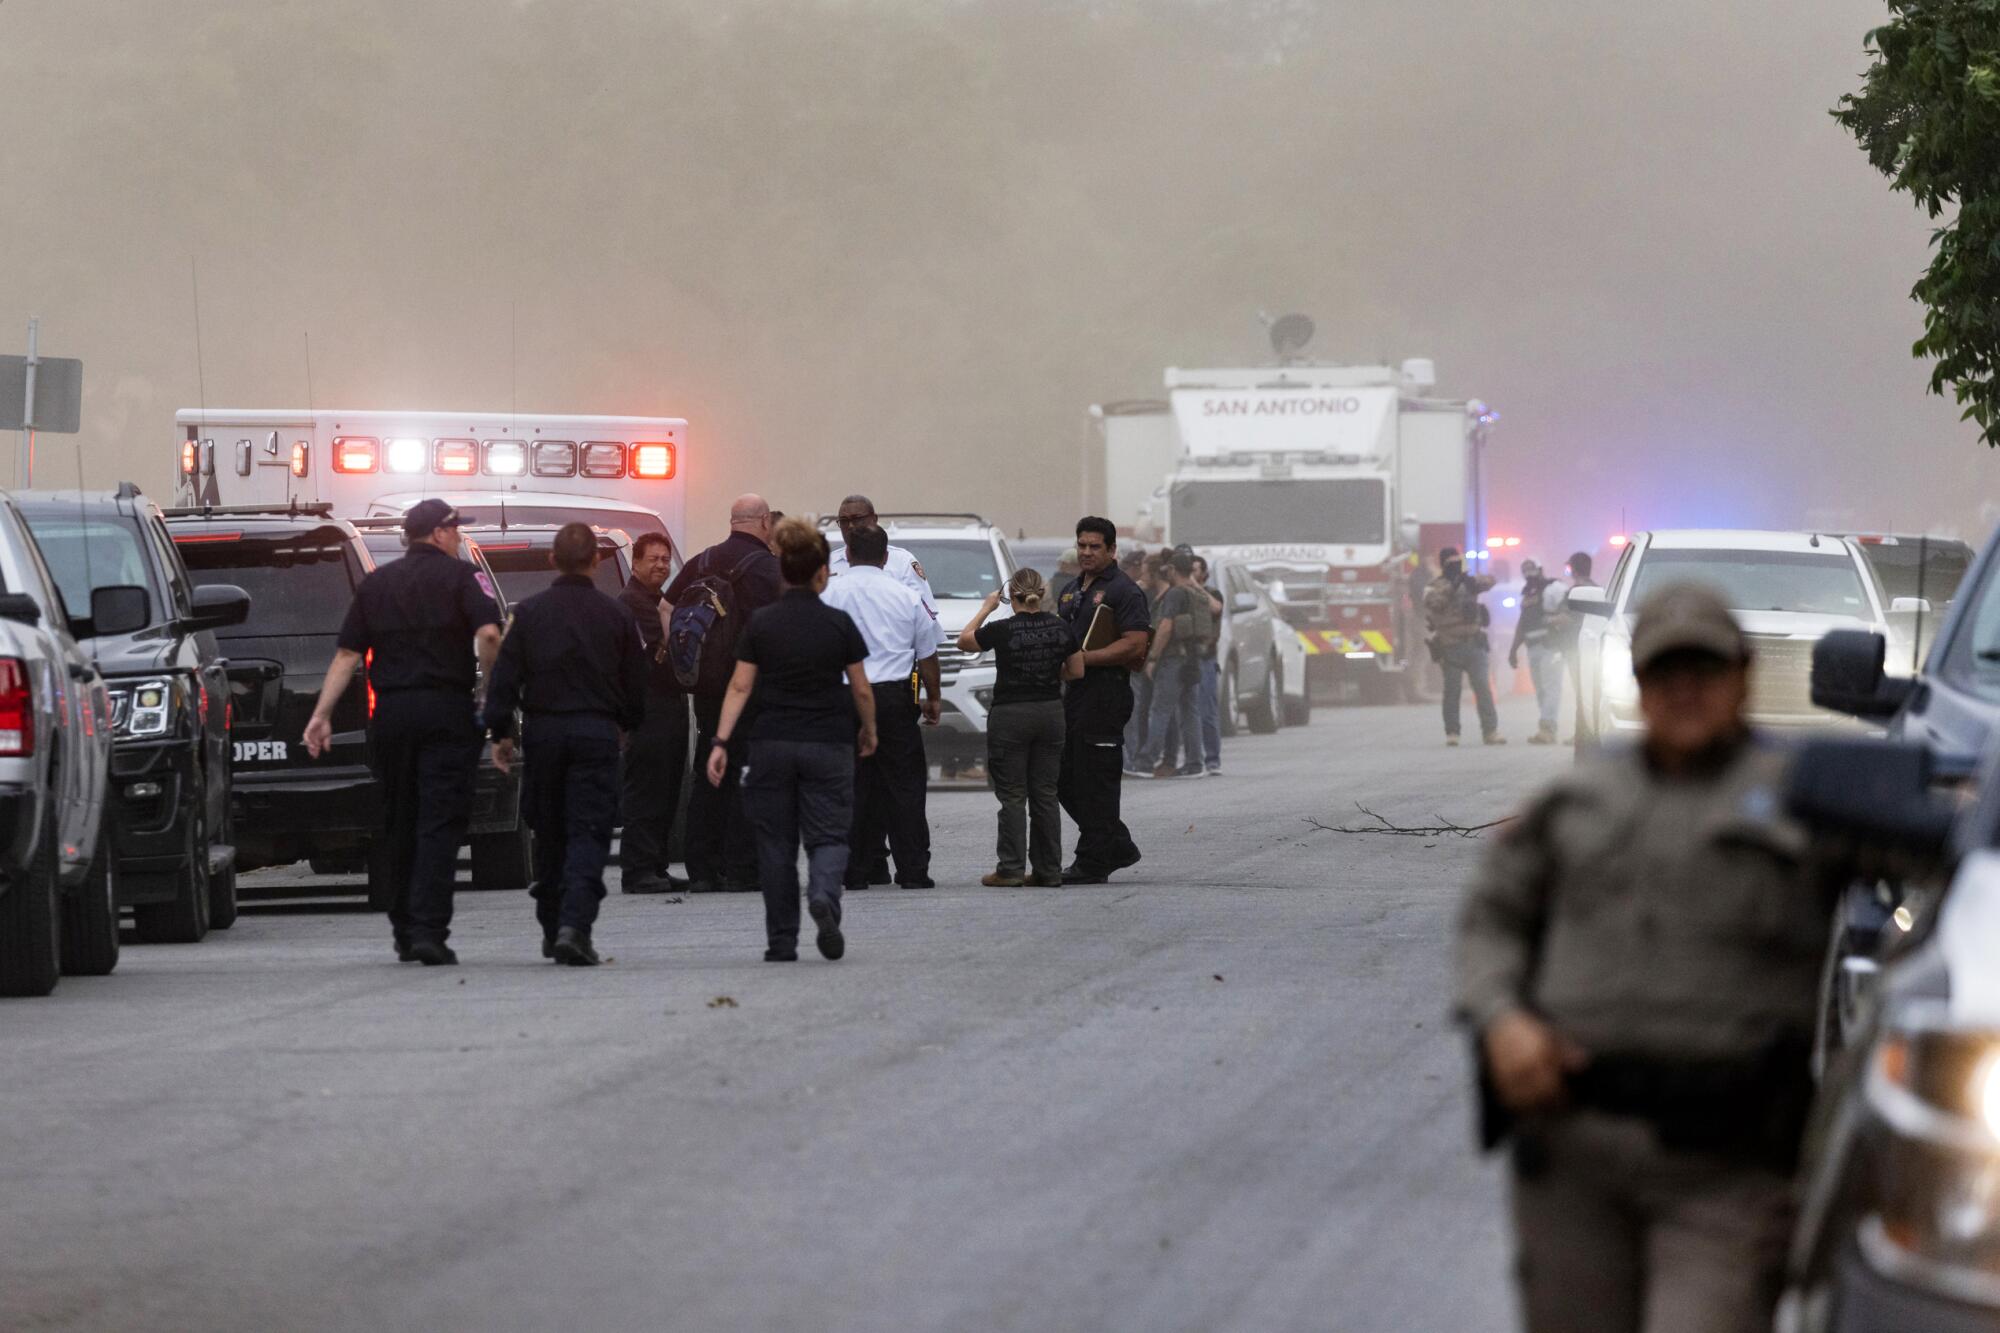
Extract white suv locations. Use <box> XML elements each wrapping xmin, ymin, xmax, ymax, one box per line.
<box><xmin>1569</xmin><ymin>530</ymin><xmax>1889</xmax><ymax>749</ymax></box>
<box><xmin>859</xmin><ymin>514</ymin><xmax>1016</xmax><ymax>777</ymax></box>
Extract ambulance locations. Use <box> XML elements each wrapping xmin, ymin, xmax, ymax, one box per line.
<box><xmin>173</xmin><ymin>409</ymin><xmax>688</xmax><ymax>556</ymax></box>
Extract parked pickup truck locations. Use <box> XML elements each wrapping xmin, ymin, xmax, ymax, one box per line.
<box><xmin>0</xmin><ymin>491</ymin><xmax>121</xmax><ymax>997</ymax></box>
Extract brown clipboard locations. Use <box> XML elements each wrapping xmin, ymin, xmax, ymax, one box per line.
<box><xmin>1080</xmin><ymin>604</ymin><xmax>1121</xmax><ymax>652</ymax></box>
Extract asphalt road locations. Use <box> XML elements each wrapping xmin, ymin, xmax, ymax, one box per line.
<box><xmin>1</xmin><ymin>696</ymin><xmax>1566</xmax><ymax>1333</ymax></box>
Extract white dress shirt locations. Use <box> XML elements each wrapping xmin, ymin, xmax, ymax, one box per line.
<box><xmin>830</xmin><ymin>542</ymin><xmax>937</xmax><ymax>614</ymax></box>
<box><xmin>820</xmin><ymin>564</ymin><xmax>940</xmax><ymax>685</ymax></box>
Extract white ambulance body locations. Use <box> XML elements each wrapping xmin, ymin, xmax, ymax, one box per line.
<box><xmin>173</xmin><ymin>409</ymin><xmax>688</xmax><ymax>552</ymax></box>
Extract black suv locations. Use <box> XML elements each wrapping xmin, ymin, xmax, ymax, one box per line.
<box><xmin>196</xmin><ymin>512</ymin><xmax>533</xmax><ymax>895</ymax></box>
<box><xmin>17</xmin><ymin>485</ymin><xmax>248</xmax><ymax>942</ymax></box>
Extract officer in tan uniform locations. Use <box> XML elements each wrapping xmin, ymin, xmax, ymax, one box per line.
<box><xmin>1455</xmin><ymin>582</ymin><xmax>1830</xmax><ymax>1333</ymax></box>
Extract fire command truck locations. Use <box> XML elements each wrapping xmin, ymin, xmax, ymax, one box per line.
<box><xmin>1100</xmin><ymin>323</ymin><xmax>1494</xmax><ymax>703</ymax></box>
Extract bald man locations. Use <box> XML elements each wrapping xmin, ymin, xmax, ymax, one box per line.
<box><xmin>661</xmin><ymin>493</ymin><xmax>784</xmax><ymax>893</ymax></box>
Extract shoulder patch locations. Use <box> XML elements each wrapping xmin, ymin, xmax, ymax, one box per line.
<box><xmin>474</xmin><ymin>571</ymin><xmax>497</xmax><ymax>600</ymax></box>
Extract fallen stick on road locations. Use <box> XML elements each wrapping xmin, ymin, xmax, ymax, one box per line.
<box><xmin>1303</xmin><ymin>803</ymin><xmax>1515</xmax><ymax>839</ymax></box>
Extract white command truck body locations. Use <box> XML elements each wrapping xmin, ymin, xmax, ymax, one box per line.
<box><xmin>173</xmin><ymin>410</ymin><xmax>688</xmax><ymax>557</ymax></box>
<box><xmin>1126</xmin><ymin>361</ymin><xmax>1491</xmax><ymax>702</ymax></box>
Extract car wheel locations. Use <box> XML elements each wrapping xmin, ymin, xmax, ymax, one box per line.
<box><xmin>1283</xmin><ymin>685</ymin><xmax>1312</xmax><ymax>726</ymax></box>
<box><xmin>208</xmin><ymin>809</ymin><xmax>239</xmax><ymax>931</ymax></box>
<box><xmin>1219</xmin><ymin>662</ymin><xmax>1239</xmax><ymax>738</ymax></box>
<box><xmin>134</xmin><ymin>811</ymin><xmax>211</xmax><ymax>944</ymax></box>
<box><xmin>59</xmin><ymin>816</ymin><xmax>119</xmax><ymax>977</ymax></box>
<box><xmin>470</xmin><ymin>825</ymin><xmax>533</xmax><ymax>892</ymax></box>
<box><xmin>1246</xmin><ymin>661</ymin><xmax>1280</xmax><ymax>734</ymax></box>
<box><xmin>0</xmin><ymin>803</ymin><xmax>62</xmax><ymax>997</ymax></box>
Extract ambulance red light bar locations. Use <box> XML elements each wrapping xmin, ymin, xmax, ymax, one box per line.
<box><xmin>433</xmin><ymin>440</ymin><xmax>478</xmax><ymax>476</ymax></box>
<box><xmin>289</xmin><ymin>442</ymin><xmax>309</xmax><ymax>478</ymax></box>
<box><xmin>483</xmin><ymin>441</ymin><xmax>527</xmax><ymax>477</ymax></box>
<box><xmin>332</xmin><ymin>437</ymin><xmax>380</xmax><ymax>474</ymax></box>
<box><xmin>631</xmin><ymin>443</ymin><xmax>675</xmax><ymax>479</ymax></box>
<box><xmin>531</xmin><ymin>441</ymin><xmax>578</xmax><ymax>479</ymax></box>
<box><xmin>581</xmin><ymin>441</ymin><xmax>625</xmax><ymax>479</ymax></box>
<box><xmin>179</xmin><ymin>439</ymin><xmax>198</xmax><ymax>476</ymax></box>
<box><xmin>384</xmin><ymin>437</ymin><xmax>428</xmax><ymax>475</ymax></box>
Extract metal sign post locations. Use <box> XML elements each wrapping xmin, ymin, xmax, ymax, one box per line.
<box><xmin>0</xmin><ymin>319</ymin><xmax>84</xmax><ymax>487</ymax></box>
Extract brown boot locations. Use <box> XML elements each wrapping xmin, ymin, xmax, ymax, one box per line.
<box><xmin>981</xmin><ymin>872</ymin><xmax>1026</xmax><ymax>888</ymax></box>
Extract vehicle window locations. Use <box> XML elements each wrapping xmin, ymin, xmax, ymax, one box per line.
<box><xmin>0</xmin><ymin>504</ymin><xmax>56</xmax><ymax>618</ymax></box>
<box><xmin>481</xmin><ymin>545</ymin><xmax>625</xmax><ymax>600</ymax></box>
<box><xmin>1940</xmin><ymin>554</ymin><xmax>2000</xmax><ymax>704</ymax></box>
<box><xmin>898</xmin><ymin>539</ymin><xmax>1004</xmax><ymax>601</ymax></box>
<box><xmin>367</xmin><ymin>503</ymin><xmax>667</xmax><ymax>540</ymax></box>
<box><xmin>1857</xmin><ymin>540</ymin><xmax>1974</xmax><ymax>606</ymax></box>
<box><xmin>24</xmin><ymin>513</ymin><xmax>160</xmax><ymax>623</ymax></box>
<box><xmin>1604</xmin><ymin>544</ymin><xmax>1636</xmax><ymax>600</ymax></box>
<box><xmin>1169</xmin><ymin>478</ymin><xmax>1386</xmax><ymax>546</ymax></box>
<box><xmin>1628</xmin><ymin>548</ymin><xmax>1870</xmax><ymax>617</ymax></box>
<box><xmin>176</xmin><ymin>530</ymin><xmax>360</xmax><ymax>636</ymax></box>
<box><xmin>145</xmin><ymin>517</ymin><xmax>191</xmax><ymax>618</ymax></box>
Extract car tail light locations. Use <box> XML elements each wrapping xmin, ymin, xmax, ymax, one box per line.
<box><xmin>290</xmin><ymin>441</ymin><xmax>310</xmax><ymax>477</ymax></box>
<box><xmin>581</xmin><ymin>442</ymin><xmax>625</xmax><ymax>479</ymax></box>
<box><xmin>531</xmin><ymin>440</ymin><xmax>577</xmax><ymax>478</ymax></box>
<box><xmin>384</xmin><ymin>437</ymin><xmax>428</xmax><ymax>475</ymax></box>
<box><xmin>0</xmin><ymin>658</ymin><xmax>34</xmax><ymax>756</ymax></box>
<box><xmin>631</xmin><ymin>443</ymin><xmax>675</xmax><ymax>479</ymax></box>
<box><xmin>333</xmin><ymin>437</ymin><xmax>379</xmax><ymax>473</ymax></box>
<box><xmin>170</xmin><ymin>531</ymin><xmax>242</xmax><ymax>544</ymax></box>
<box><xmin>483</xmin><ymin>441</ymin><xmax>527</xmax><ymax>477</ymax></box>
<box><xmin>434</xmin><ymin>439</ymin><xmax>477</xmax><ymax>476</ymax></box>
<box><xmin>180</xmin><ymin>439</ymin><xmax>198</xmax><ymax>476</ymax></box>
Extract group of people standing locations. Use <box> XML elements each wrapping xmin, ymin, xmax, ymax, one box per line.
<box><xmin>309</xmin><ymin>493</ymin><xmax>1172</xmax><ymax>968</ymax></box>
<box><xmin>1421</xmin><ymin>546</ymin><xmax>1599</xmax><ymax>747</ymax></box>
<box><xmin>1120</xmin><ymin>545</ymin><xmax>1224</xmax><ymax>778</ymax></box>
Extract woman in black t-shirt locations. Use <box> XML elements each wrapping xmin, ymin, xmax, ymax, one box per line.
<box><xmin>958</xmin><ymin>568</ymin><xmax>1083</xmax><ymax>886</ymax></box>
<box><xmin>707</xmin><ymin>518</ymin><xmax>876</xmax><ymax>962</ymax></box>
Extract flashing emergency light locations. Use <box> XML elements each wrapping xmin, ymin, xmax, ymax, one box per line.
<box><xmin>1609</xmin><ymin>533</ymin><xmax>1629</xmax><ymax>548</ymax></box>
<box><xmin>631</xmin><ymin>443</ymin><xmax>675</xmax><ymax>479</ymax></box>
<box><xmin>179</xmin><ymin>440</ymin><xmax>198</xmax><ymax>476</ymax></box>
<box><xmin>483</xmin><ymin>441</ymin><xmax>527</xmax><ymax>477</ymax></box>
<box><xmin>384</xmin><ymin>437</ymin><xmax>428</xmax><ymax>475</ymax></box>
<box><xmin>332</xmin><ymin>437</ymin><xmax>379</xmax><ymax>474</ymax></box>
<box><xmin>289</xmin><ymin>442</ymin><xmax>309</xmax><ymax>478</ymax></box>
<box><xmin>1486</xmin><ymin>539</ymin><xmax>1503</xmax><ymax>550</ymax></box>
<box><xmin>531</xmin><ymin>441</ymin><xmax>578</xmax><ymax>479</ymax></box>
<box><xmin>1504</xmin><ymin>537</ymin><xmax>1522</xmax><ymax>548</ymax></box>
<box><xmin>581</xmin><ymin>441</ymin><xmax>625</xmax><ymax>479</ymax></box>
<box><xmin>434</xmin><ymin>440</ymin><xmax>478</xmax><ymax>476</ymax></box>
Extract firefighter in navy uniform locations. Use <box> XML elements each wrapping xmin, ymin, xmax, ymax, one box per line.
<box><xmin>483</xmin><ymin>524</ymin><xmax>647</xmax><ymax>966</ymax></box>
<box><xmin>618</xmin><ymin>531</ymin><xmax>689</xmax><ymax>894</ymax></box>
<box><xmin>304</xmin><ymin>499</ymin><xmax>503</xmax><ymax>966</ymax></box>
<box><xmin>1054</xmin><ymin>517</ymin><xmax>1151</xmax><ymax>883</ymax></box>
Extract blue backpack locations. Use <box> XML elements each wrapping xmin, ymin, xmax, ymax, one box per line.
<box><xmin>666</xmin><ymin>553</ymin><xmax>751</xmax><ymax>693</ymax></box>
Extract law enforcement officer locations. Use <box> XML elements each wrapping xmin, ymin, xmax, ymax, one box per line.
<box><xmin>662</xmin><ymin>494</ymin><xmax>783</xmax><ymax>894</ymax></box>
<box><xmin>1055</xmin><ymin>516</ymin><xmax>1150</xmax><ymax>883</ymax></box>
<box><xmin>1455</xmin><ymin>583</ymin><xmax>1829</xmax><ymax>1333</ymax></box>
<box><xmin>827</xmin><ymin>493</ymin><xmax>938</xmax><ymax>610</ymax></box>
<box><xmin>618</xmin><ymin>531</ymin><xmax>689</xmax><ymax>894</ymax></box>
<box><xmin>304</xmin><ymin>499</ymin><xmax>502</xmax><ymax>966</ymax></box>
<box><xmin>483</xmin><ymin>524</ymin><xmax>646</xmax><ymax>966</ymax></box>
<box><xmin>1424</xmin><ymin>546</ymin><xmax>1504</xmax><ymax>746</ymax></box>
<box><xmin>821</xmin><ymin>523</ymin><xmax>941</xmax><ymax>891</ymax></box>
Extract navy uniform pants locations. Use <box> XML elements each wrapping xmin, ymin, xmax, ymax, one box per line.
<box><xmin>845</xmin><ymin>684</ymin><xmax>929</xmax><ymax>889</ymax></box>
<box><xmin>523</xmin><ymin>712</ymin><xmax>623</xmax><ymax>937</ymax></box>
<box><xmin>620</xmin><ymin>689</ymin><xmax>689</xmax><ymax>883</ymax></box>
<box><xmin>1058</xmin><ymin>681</ymin><xmax>1138</xmax><ymax>876</ymax></box>
<box><xmin>741</xmin><ymin>738</ymin><xmax>854</xmax><ymax>951</ymax></box>
<box><xmin>688</xmin><ymin>692</ymin><xmax>759</xmax><ymax>888</ymax></box>
<box><xmin>371</xmin><ymin>689</ymin><xmax>482</xmax><ymax>946</ymax></box>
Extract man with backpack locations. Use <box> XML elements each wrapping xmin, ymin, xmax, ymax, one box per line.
<box><xmin>1508</xmin><ymin>558</ymin><xmax>1563</xmax><ymax>745</ymax></box>
<box><xmin>662</xmin><ymin>494</ymin><xmax>784</xmax><ymax>893</ymax></box>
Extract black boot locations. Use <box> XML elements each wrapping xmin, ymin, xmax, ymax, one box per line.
<box><xmin>552</xmin><ymin>926</ymin><xmax>600</xmax><ymax>967</ymax></box>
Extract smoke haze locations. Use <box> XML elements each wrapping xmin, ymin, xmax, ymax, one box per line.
<box><xmin>1</xmin><ymin>0</ymin><xmax>1989</xmax><ymax>555</ymax></box>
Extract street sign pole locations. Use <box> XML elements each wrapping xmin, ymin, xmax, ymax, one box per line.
<box><xmin>18</xmin><ymin>318</ymin><xmax>38</xmax><ymax>489</ymax></box>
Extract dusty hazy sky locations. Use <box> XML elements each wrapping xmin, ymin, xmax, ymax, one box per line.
<box><xmin>0</xmin><ymin>0</ymin><xmax>1990</xmax><ymax>557</ymax></box>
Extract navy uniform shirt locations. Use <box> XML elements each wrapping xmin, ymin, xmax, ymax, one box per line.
<box><xmin>1055</xmin><ymin>563</ymin><xmax>1150</xmax><ymax>734</ymax></box>
<box><xmin>734</xmin><ymin>588</ymin><xmax>869</xmax><ymax>746</ymax></box>
<box><xmin>620</xmin><ymin>574</ymin><xmax>681</xmax><ymax>696</ymax></box>
<box><xmin>337</xmin><ymin>542</ymin><xmax>502</xmax><ymax>695</ymax></box>
<box><xmin>483</xmin><ymin>574</ymin><xmax>646</xmax><ymax>740</ymax></box>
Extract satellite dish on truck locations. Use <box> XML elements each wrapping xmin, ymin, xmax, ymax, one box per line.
<box><xmin>1267</xmin><ymin>313</ymin><xmax>1315</xmax><ymax>361</ymax></box>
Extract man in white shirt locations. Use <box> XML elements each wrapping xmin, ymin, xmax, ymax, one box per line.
<box><xmin>821</xmin><ymin>523</ymin><xmax>943</xmax><ymax>890</ymax></box>
<box><xmin>828</xmin><ymin>494</ymin><xmax>938</xmax><ymax>614</ymax></box>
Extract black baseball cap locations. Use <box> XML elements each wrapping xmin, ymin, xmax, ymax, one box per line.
<box><xmin>404</xmin><ymin>498</ymin><xmax>469</xmax><ymax>538</ymax></box>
